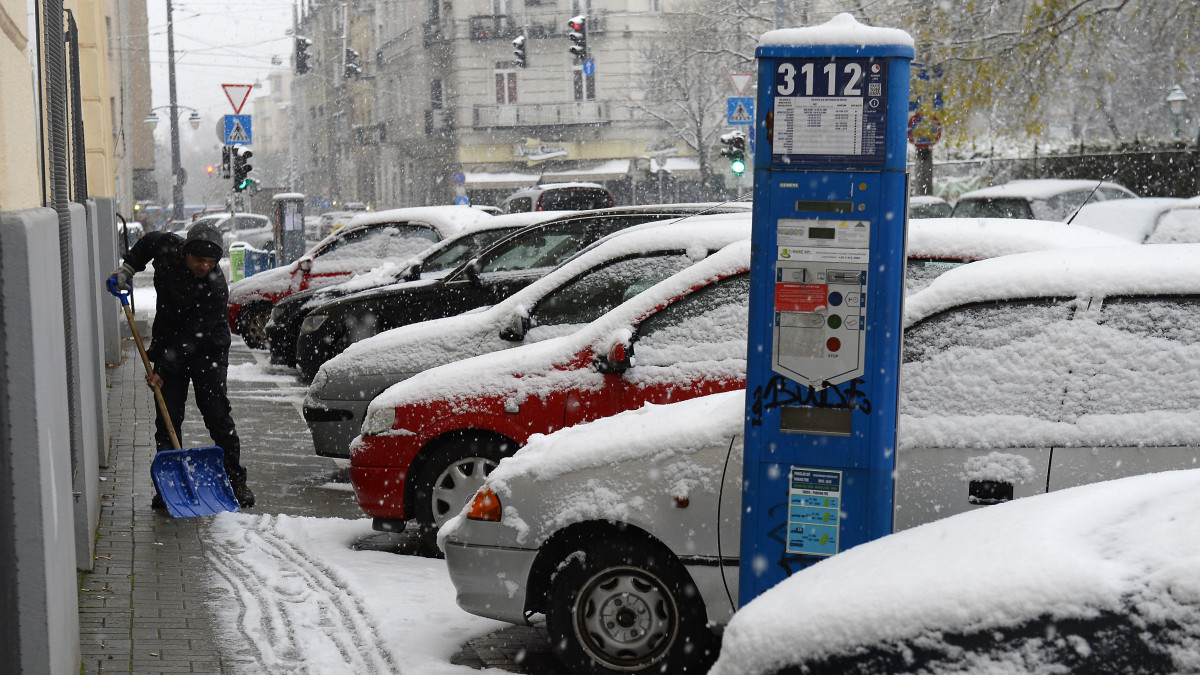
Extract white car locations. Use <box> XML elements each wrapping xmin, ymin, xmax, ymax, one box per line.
<box><xmin>1069</xmin><ymin>197</ymin><xmax>1185</xmax><ymax>242</ymax></box>
<box><xmin>951</xmin><ymin>179</ymin><xmax>1137</xmax><ymax>221</ymax></box>
<box><xmin>442</xmin><ymin>242</ymin><xmax>1200</xmax><ymax>674</ymax></box>
<box><xmin>227</xmin><ymin>205</ymin><xmax>493</xmax><ymax>348</ymax></box>
<box><xmin>304</xmin><ymin>212</ymin><xmax>751</xmax><ymax>460</ymax></box>
<box><xmin>1146</xmin><ymin>195</ymin><xmax>1200</xmax><ymax>244</ymax></box>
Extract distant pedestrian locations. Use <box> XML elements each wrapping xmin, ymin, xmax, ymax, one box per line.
<box><xmin>108</xmin><ymin>223</ymin><xmax>255</xmax><ymax>509</ymax></box>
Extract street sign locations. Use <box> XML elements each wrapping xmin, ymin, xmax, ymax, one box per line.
<box><xmin>224</xmin><ymin>115</ymin><xmax>252</xmax><ymax>145</ymax></box>
<box><xmin>582</xmin><ymin>59</ymin><xmax>595</xmax><ymax>76</ymax></box>
<box><xmin>907</xmin><ymin>112</ymin><xmax>943</xmax><ymax>149</ymax></box>
<box><xmin>451</xmin><ymin>171</ymin><xmax>466</xmax><ymax>185</ymax></box>
<box><xmin>727</xmin><ymin>97</ymin><xmax>754</xmax><ymax>125</ymax></box>
<box><xmin>730</xmin><ymin>73</ymin><xmax>753</xmax><ymax>95</ymax></box>
<box><xmin>455</xmin><ymin>196</ymin><xmax>470</xmax><ymax>205</ymax></box>
<box><xmin>222</xmin><ymin>83</ymin><xmax>253</xmax><ymax>114</ymax></box>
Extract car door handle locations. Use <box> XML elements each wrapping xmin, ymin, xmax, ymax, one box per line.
<box><xmin>968</xmin><ymin>479</ymin><xmax>1013</xmax><ymax>505</ymax></box>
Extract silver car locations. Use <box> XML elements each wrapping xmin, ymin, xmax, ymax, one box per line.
<box><xmin>443</xmin><ymin>242</ymin><xmax>1200</xmax><ymax>675</ymax></box>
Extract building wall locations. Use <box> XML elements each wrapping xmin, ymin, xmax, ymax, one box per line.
<box><xmin>0</xmin><ymin>0</ymin><xmax>41</xmax><ymax>211</ymax></box>
<box><xmin>67</xmin><ymin>0</ymin><xmax>117</xmax><ymax>198</ymax></box>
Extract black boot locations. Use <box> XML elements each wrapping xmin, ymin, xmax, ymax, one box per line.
<box><xmin>151</xmin><ymin>493</ymin><xmax>167</xmax><ymax>511</ymax></box>
<box><xmin>232</xmin><ymin>482</ymin><xmax>256</xmax><ymax>508</ymax></box>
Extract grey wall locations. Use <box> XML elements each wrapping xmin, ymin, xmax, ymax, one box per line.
<box><xmin>97</xmin><ymin>200</ymin><xmax>120</xmax><ymax>389</ymax></box>
<box><xmin>70</xmin><ymin>201</ymin><xmax>104</xmax><ymax>569</ymax></box>
<box><xmin>0</xmin><ymin>206</ymin><xmax>82</xmax><ymax>675</ymax></box>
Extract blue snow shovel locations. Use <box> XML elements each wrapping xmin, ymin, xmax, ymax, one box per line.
<box><xmin>108</xmin><ymin>279</ymin><xmax>240</xmax><ymax>518</ymax></box>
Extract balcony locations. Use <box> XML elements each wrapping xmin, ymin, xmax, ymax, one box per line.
<box><xmin>473</xmin><ymin>101</ymin><xmax>608</xmax><ymax>128</ymax></box>
<box><xmin>423</xmin><ymin>21</ymin><xmax>449</xmax><ymax>46</ymax></box>
<box><xmin>468</xmin><ymin>15</ymin><xmax>516</xmax><ymax>41</ymax></box>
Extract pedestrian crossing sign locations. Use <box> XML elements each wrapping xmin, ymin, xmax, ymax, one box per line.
<box><xmin>727</xmin><ymin>97</ymin><xmax>754</xmax><ymax>125</ymax></box>
<box><xmin>224</xmin><ymin>115</ymin><xmax>252</xmax><ymax>145</ymax></box>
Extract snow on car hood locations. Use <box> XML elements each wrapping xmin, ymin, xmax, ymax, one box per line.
<box><xmin>318</xmin><ymin>216</ymin><xmax>751</xmax><ymax>384</ymax></box>
<box><xmin>906</xmin><ymin>217</ymin><xmax>1132</xmax><ymax>260</ymax></box>
<box><xmin>363</xmin><ymin>240</ymin><xmax>751</xmax><ymax>424</ymax></box>
<box><xmin>711</xmin><ymin>468</ymin><xmax>1200</xmax><ymax>675</ymax></box>
<box><xmin>229</xmin><ymin>263</ymin><xmax>302</xmax><ymax>302</ymax></box>
<box><xmin>1071</xmin><ymin>198</ymin><xmax>1184</xmax><ymax>242</ymax></box>
<box><xmin>957</xmin><ymin>178</ymin><xmax>1131</xmax><ymax>200</ymax></box>
<box><xmin>904</xmin><ymin>243</ymin><xmax>1200</xmax><ymax>326</ymax></box>
<box><xmin>341</xmin><ymin>204</ymin><xmax>492</xmax><ymax>232</ymax></box>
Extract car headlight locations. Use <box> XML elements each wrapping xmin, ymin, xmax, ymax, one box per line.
<box><xmin>364</xmin><ymin>407</ymin><xmax>396</xmax><ymax>434</ymax></box>
<box><xmin>300</xmin><ymin>313</ymin><xmax>328</xmax><ymax>334</ymax></box>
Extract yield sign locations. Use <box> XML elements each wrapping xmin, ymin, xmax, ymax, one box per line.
<box><xmin>730</xmin><ymin>73</ymin><xmax>753</xmax><ymax>95</ymax></box>
<box><xmin>222</xmin><ymin>83</ymin><xmax>253</xmax><ymax>114</ymax></box>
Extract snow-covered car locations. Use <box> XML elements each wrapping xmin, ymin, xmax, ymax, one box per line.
<box><xmin>1068</xmin><ymin>196</ymin><xmax>1184</xmax><ymax>242</ymax></box>
<box><xmin>904</xmin><ymin>217</ymin><xmax>1132</xmax><ymax>293</ymax></box>
<box><xmin>292</xmin><ymin>204</ymin><xmax>751</xmax><ymax>380</ymax></box>
<box><xmin>264</xmin><ymin>212</ymin><xmax>565</xmax><ymax>367</ymax></box>
<box><xmin>442</xmin><ymin>242</ymin><xmax>1200</xmax><ymax>674</ymax></box>
<box><xmin>351</xmin><ymin>240</ymin><xmax>751</xmax><ymax>551</ymax></box>
<box><xmin>908</xmin><ymin>194</ymin><xmax>951</xmax><ymax>218</ymax></box>
<box><xmin>217</xmin><ymin>213</ymin><xmax>273</xmax><ymax>252</ymax></box>
<box><xmin>1145</xmin><ymin>195</ymin><xmax>1200</xmax><ymax>244</ymax></box>
<box><xmin>226</xmin><ymin>205</ymin><xmax>492</xmax><ymax>348</ymax></box>
<box><xmin>950</xmin><ymin>179</ymin><xmax>1137</xmax><ymax>221</ymax></box>
<box><xmin>304</xmin><ymin>213</ymin><xmax>751</xmax><ymax>459</ymax></box>
<box><xmin>712</xmin><ymin>468</ymin><xmax>1200</xmax><ymax>674</ymax></box>
<box><xmin>499</xmin><ymin>182</ymin><xmax>615</xmax><ymax>213</ymax></box>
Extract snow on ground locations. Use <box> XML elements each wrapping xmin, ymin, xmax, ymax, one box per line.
<box><xmin>205</xmin><ymin>513</ymin><xmax>514</xmax><ymax>675</ymax></box>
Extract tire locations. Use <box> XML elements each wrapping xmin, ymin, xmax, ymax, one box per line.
<box><xmin>237</xmin><ymin>302</ymin><xmax>271</xmax><ymax>349</ymax></box>
<box><xmin>410</xmin><ymin>435</ymin><xmax>509</xmax><ymax>554</ymax></box>
<box><xmin>546</xmin><ymin>538</ymin><xmax>716</xmax><ymax>674</ymax></box>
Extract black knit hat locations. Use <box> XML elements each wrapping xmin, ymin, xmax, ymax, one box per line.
<box><xmin>183</xmin><ymin>223</ymin><xmax>223</xmax><ymax>259</ymax></box>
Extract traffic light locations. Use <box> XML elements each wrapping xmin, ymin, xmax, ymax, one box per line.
<box><xmin>567</xmin><ymin>16</ymin><xmax>588</xmax><ymax>61</ymax></box>
<box><xmin>296</xmin><ymin>37</ymin><xmax>312</xmax><ymax>75</ymax></box>
<box><xmin>221</xmin><ymin>146</ymin><xmax>231</xmax><ymax>179</ymax></box>
<box><xmin>206</xmin><ymin>165</ymin><xmax>214</xmax><ymax>176</ymax></box>
<box><xmin>719</xmin><ymin>131</ymin><xmax>747</xmax><ymax>174</ymax></box>
<box><xmin>512</xmin><ymin>34</ymin><xmax>527</xmax><ymax>68</ymax></box>
<box><xmin>345</xmin><ymin>48</ymin><xmax>362</xmax><ymax>79</ymax></box>
<box><xmin>232</xmin><ymin>148</ymin><xmax>254</xmax><ymax>192</ymax></box>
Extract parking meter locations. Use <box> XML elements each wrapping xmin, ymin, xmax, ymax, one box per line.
<box><xmin>739</xmin><ymin>15</ymin><xmax>913</xmax><ymax>605</ymax></box>
<box><xmin>272</xmin><ymin>193</ymin><xmax>306</xmax><ymax>266</ymax></box>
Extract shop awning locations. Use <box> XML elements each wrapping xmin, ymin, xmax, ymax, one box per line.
<box><xmin>463</xmin><ymin>171</ymin><xmax>540</xmax><ymax>190</ymax></box>
<box><xmin>541</xmin><ymin>159</ymin><xmax>631</xmax><ymax>183</ymax></box>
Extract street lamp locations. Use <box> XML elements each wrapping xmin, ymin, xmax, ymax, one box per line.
<box><xmin>144</xmin><ymin>106</ymin><xmax>202</xmax><ymax>130</ymax></box>
<box><xmin>1167</xmin><ymin>85</ymin><xmax>1188</xmax><ymax>139</ymax></box>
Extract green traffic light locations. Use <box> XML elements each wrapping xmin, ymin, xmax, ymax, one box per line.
<box><xmin>731</xmin><ymin>159</ymin><xmax>746</xmax><ymax>174</ymax></box>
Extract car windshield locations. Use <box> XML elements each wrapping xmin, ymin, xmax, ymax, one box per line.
<box><xmin>420</xmin><ymin>227</ymin><xmax>523</xmax><ymax>273</ymax></box>
<box><xmin>317</xmin><ymin>223</ymin><xmax>440</xmax><ymax>262</ymax></box>
<box><xmin>539</xmin><ymin>188</ymin><xmax>612</xmax><ymax>211</ymax></box>
<box><xmin>951</xmin><ymin>198</ymin><xmax>1033</xmax><ymax>219</ymax></box>
<box><xmin>477</xmin><ymin>221</ymin><xmax>592</xmax><ymax>273</ymax></box>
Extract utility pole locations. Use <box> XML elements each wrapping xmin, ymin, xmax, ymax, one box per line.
<box><xmin>166</xmin><ymin>0</ymin><xmax>184</xmax><ymax>222</ymax></box>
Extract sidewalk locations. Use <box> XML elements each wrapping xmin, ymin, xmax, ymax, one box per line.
<box><xmin>79</xmin><ymin>304</ymin><xmax>560</xmax><ymax>674</ymax></box>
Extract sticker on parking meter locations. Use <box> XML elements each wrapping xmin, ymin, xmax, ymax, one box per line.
<box><xmin>772</xmin><ymin>58</ymin><xmax>887</xmax><ymax>167</ymax></box>
<box><xmin>786</xmin><ymin>467</ymin><xmax>841</xmax><ymax>556</ymax></box>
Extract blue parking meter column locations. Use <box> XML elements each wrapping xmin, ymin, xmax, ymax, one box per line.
<box><xmin>739</xmin><ymin>16</ymin><xmax>913</xmax><ymax>606</ymax></box>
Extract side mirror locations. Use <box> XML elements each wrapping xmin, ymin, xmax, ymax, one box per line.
<box><xmin>402</xmin><ymin>263</ymin><xmax>421</xmax><ymax>281</ymax></box>
<box><xmin>298</xmin><ymin>258</ymin><xmax>313</xmax><ymax>272</ymax></box>
<box><xmin>464</xmin><ymin>258</ymin><xmax>483</xmax><ymax>284</ymax></box>
<box><xmin>594</xmin><ymin>342</ymin><xmax>632</xmax><ymax>374</ymax></box>
<box><xmin>499</xmin><ymin>313</ymin><xmax>529</xmax><ymax>342</ymax></box>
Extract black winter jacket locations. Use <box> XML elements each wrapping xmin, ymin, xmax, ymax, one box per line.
<box><xmin>123</xmin><ymin>231</ymin><xmax>232</xmax><ymax>374</ymax></box>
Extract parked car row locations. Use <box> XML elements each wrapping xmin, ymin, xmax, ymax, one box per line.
<box><xmin>222</xmin><ymin>195</ymin><xmax>1200</xmax><ymax>673</ymax></box>
<box><xmin>441</xmin><ymin>242</ymin><xmax>1200</xmax><ymax>674</ymax></box>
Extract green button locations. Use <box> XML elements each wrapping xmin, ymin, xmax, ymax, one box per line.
<box><xmin>827</xmin><ymin>314</ymin><xmax>842</xmax><ymax>329</ymax></box>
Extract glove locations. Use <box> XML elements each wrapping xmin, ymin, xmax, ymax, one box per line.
<box><xmin>108</xmin><ymin>262</ymin><xmax>135</xmax><ymax>292</ymax></box>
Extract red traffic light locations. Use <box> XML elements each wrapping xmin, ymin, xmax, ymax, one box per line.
<box><xmin>206</xmin><ymin>165</ymin><xmax>214</xmax><ymax>175</ymax></box>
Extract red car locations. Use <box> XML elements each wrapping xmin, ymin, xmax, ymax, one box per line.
<box><xmin>350</xmin><ymin>240</ymin><xmax>751</xmax><ymax>550</ymax></box>
<box><xmin>226</xmin><ymin>205</ymin><xmax>491</xmax><ymax>348</ymax></box>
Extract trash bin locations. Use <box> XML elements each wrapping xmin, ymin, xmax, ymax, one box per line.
<box><xmin>229</xmin><ymin>243</ymin><xmax>247</xmax><ymax>282</ymax></box>
<box><xmin>243</xmin><ymin>246</ymin><xmax>276</xmax><ymax>277</ymax></box>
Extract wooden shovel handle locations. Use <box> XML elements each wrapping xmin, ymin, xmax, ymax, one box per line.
<box><xmin>121</xmin><ymin>303</ymin><xmax>182</xmax><ymax>451</ymax></box>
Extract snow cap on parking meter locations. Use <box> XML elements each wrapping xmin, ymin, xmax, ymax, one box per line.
<box><xmin>184</xmin><ymin>223</ymin><xmax>224</xmax><ymax>259</ymax></box>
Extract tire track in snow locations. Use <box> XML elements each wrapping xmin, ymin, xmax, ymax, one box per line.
<box><xmin>204</xmin><ymin>514</ymin><xmax>399</xmax><ymax>674</ymax></box>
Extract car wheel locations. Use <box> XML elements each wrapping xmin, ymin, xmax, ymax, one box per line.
<box><xmin>546</xmin><ymin>538</ymin><xmax>716</xmax><ymax>674</ymax></box>
<box><xmin>411</xmin><ymin>436</ymin><xmax>509</xmax><ymax>554</ymax></box>
<box><xmin>237</xmin><ymin>302</ymin><xmax>271</xmax><ymax>349</ymax></box>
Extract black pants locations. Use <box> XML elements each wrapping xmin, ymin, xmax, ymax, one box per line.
<box><xmin>153</xmin><ymin>359</ymin><xmax>247</xmax><ymax>487</ymax></box>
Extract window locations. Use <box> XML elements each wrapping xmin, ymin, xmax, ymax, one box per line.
<box><xmin>428</xmin><ymin>0</ymin><xmax>441</xmax><ymax>22</ymax></box>
<box><xmin>318</xmin><ymin>224</ymin><xmax>440</xmax><ymax>263</ymax></box>
<box><xmin>496</xmin><ymin>68</ymin><xmax>517</xmax><ymax>104</ymax></box>
<box><xmin>478</xmin><ymin>222</ymin><xmax>592</xmax><ymax>273</ymax></box>
<box><xmin>430</xmin><ymin>79</ymin><xmax>443</xmax><ymax>109</ymax></box>
<box><xmin>905</xmin><ymin>258</ymin><xmax>967</xmax><ymax>295</ymax></box>
<box><xmin>530</xmin><ymin>253</ymin><xmax>695</xmax><ymax>333</ymax></box>
<box><xmin>421</xmin><ymin>228</ymin><xmax>523</xmax><ymax>274</ymax></box>
<box><xmin>902</xmin><ymin>299</ymin><xmax>1077</xmax><ymax>422</ymax></box>
<box><xmin>573</xmin><ymin>66</ymin><xmax>595</xmax><ymax>101</ymax></box>
<box><xmin>634</xmin><ymin>273</ymin><xmax>750</xmax><ymax>368</ymax></box>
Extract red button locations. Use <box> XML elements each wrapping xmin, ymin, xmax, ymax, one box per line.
<box><xmin>826</xmin><ymin>337</ymin><xmax>841</xmax><ymax>352</ymax></box>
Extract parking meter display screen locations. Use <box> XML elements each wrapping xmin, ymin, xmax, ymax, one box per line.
<box><xmin>771</xmin><ymin>57</ymin><xmax>888</xmax><ymax>167</ymax></box>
